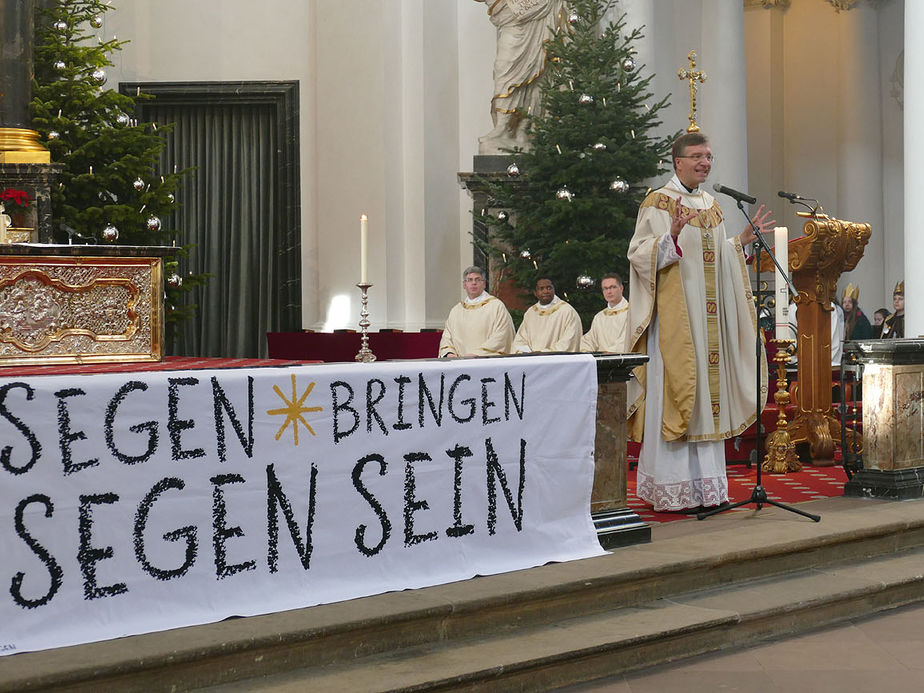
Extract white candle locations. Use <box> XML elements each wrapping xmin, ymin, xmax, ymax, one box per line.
<box><xmin>774</xmin><ymin>226</ymin><xmax>789</xmax><ymax>339</ymax></box>
<box><xmin>360</xmin><ymin>214</ymin><xmax>368</xmax><ymax>284</ymax></box>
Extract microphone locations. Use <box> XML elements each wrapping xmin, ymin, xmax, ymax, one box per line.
<box><xmin>712</xmin><ymin>183</ymin><xmax>756</xmax><ymax>205</ymax></box>
<box><xmin>778</xmin><ymin>190</ymin><xmax>806</xmax><ymax>201</ymax></box>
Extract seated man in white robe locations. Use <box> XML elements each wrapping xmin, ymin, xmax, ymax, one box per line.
<box><xmin>627</xmin><ymin>132</ymin><xmax>773</xmax><ymax>513</ymax></box>
<box><xmin>581</xmin><ymin>272</ymin><xmax>629</xmax><ymax>352</ymax></box>
<box><xmin>438</xmin><ymin>265</ymin><xmax>514</xmax><ymax>358</ymax></box>
<box><xmin>513</xmin><ymin>276</ymin><xmax>582</xmax><ymax>353</ymax></box>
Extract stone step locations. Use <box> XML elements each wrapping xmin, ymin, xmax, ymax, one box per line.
<box><xmin>203</xmin><ymin>546</ymin><xmax>924</xmax><ymax>692</ymax></box>
<box><xmin>4</xmin><ymin>498</ymin><xmax>924</xmax><ymax>692</ymax></box>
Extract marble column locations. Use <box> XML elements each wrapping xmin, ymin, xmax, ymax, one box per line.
<box><xmin>836</xmin><ymin>4</ymin><xmax>884</xmax><ymax>322</ymax></box>
<box><xmin>0</xmin><ymin>0</ymin><xmax>48</xmax><ymax>163</ymax></box>
<box><xmin>699</xmin><ymin>0</ymin><xmax>750</xmax><ymax>194</ymax></box>
<box><xmin>904</xmin><ymin>1</ymin><xmax>923</xmax><ymax>338</ymax></box>
<box><xmin>0</xmin><ymin>0</ymin><xmax>33</xmax><ymax>128</ymax></box>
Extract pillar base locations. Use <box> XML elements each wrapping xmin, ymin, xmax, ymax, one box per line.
<box><xmin>844</xmin><ymin>467</ymin><xmax>924</xmax><ymax>500</ymax></box>
<box><xmin>0</xmin><ymin>128</ymin><xmax>51</xmax><ymax>164</ymax></box>
<box><xmin>592</xmin><ymin>509</ymin><xmax>651</xmax><ymax>549</ymax></box>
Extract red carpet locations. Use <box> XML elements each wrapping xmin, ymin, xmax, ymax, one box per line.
<box><xmin>627</xmin><ymin>463</ymin><xmax>848</xmax><ymax>523</ymax></box>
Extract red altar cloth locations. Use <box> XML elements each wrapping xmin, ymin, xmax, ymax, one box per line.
<box><xmin>0</xmin><ymin>356</ymin><xmax>318</xmax><ymax>377</ymax></box>
<box><xmin>266</xmin><ymin>331</ymin><xmax>442</xmax><ymax>363</ymax></box>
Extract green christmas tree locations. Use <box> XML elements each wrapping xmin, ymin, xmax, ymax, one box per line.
<box><xmin>478</xmin><ymin>0</ymin><xmax>676</xmax><ymax>325</ymax></box>
<box><xmin>30</xmin><ymin>0</ymin><xmax>208</xmax><ymax>341</ymax></box>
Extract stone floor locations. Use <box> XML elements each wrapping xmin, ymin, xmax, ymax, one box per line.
<box><xmin>562</xmin><ymin>516</ymin><xmax>924</xmax><ymax>693</ymax></box>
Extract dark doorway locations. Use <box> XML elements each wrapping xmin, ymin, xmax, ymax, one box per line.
<box><xmin>121</xmin><ymin>81</ymin><xmax>301</xmax><ymax>357</ymax></box>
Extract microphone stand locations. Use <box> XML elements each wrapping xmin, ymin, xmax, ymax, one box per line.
<box><xmin>698</xmin><ymin>198</ymin><xmax>820</xmax><ymax>522</ymax></box>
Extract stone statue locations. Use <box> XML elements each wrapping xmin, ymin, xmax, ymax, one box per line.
<box><xmin>478</xmin><ymin>0</ymin><xmax>566</xmax><ymax>154</ymax></box>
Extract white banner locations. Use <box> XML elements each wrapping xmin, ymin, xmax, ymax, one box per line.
<box><xmin>0</xmin><ymin>354</ymin><xmax>602</xmax><ymax>656</ymax></box>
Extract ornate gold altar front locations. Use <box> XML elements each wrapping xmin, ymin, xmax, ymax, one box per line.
<box><xmin>763</xmin><ymin>213</ymin><xmax>870</xmax><ymax>464</ymax></box>
<box><xmin>0</xmin><ymin>245</ymin><xmax>175</xmax><ymax>366</ymax></box>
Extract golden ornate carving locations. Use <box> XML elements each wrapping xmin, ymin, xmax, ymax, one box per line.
<box><xmin>827</xmin><ymin>0</ymin><xmax>860</xmax><ymax>11</ymax></box>
<box><xmin>743</xmin><ymin>0</ymin><xmax>790</xmax><ymax>8</ymax></box>
<box><xmin>760</xmin><ymin>213</ymin><xmax>870</xmax><ymax>464</ymax></box>
<box><xmin>0</xmin><ymin>255</ymin><xmax>164</xmax><ymax>365</ymax></box>
<box><xmin>762</xmin><ymin>339</ymin><xmax>801</xmax><ymax>474</ymax></box>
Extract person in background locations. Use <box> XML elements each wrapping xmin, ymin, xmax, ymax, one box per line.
<box><xmin>872</xmin><ymin>308</ymin><xmax>890</xmax><ymax>338</ymax></box>
<box><xmin>438</xmin><ymin>266</ymin><xmax>514</xmax><ymax>358</ymax></box>
<box><xmin>581</xmin><ymin>273</ymin><xmax>629</xmax><ymax>353</ymax></box>
<box><xmin>841</xmin><ymin>283</ymin><xmax>873</xmax><ymax>341</ymax></box>
<box><xmin>513</xmin><ymin>276</ymin><xmax>582</xmax><ymax>353</ymax></box>
<box><xmin>879</xmin><ymin>281</ymin><xmax>905</xmax><ymax>339</ymax></box>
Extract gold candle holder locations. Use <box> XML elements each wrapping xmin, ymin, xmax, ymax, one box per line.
<box><xmin>763</xmin><ymin>338</ymin><xmax>801</xmax><ymax>474</ymax></box>
<box><xmin>355</xmin><ymin>282</ymin><xmax>376</xmax><ymax>363</ymax></box>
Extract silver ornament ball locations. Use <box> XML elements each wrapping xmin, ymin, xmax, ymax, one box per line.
<box><xmin>622</xmin><ymin>56</ymin><xmax>637</xmax><ymax>73</ymax></box>
<box><xmin>47</xmin><ymin>130</ymin><xmax>60</xmax><ymax>140</ymax></box>
<box><xmin>146</xmin><ymin>215</ymin><xmax>162</xmax><ymax>231</ymax></box>
<box><xmin>54</xmin><ymin>60</ymin><xmax>66</xmax><ymax>71</ymax></box>
<box><xmin>567</xmin><ymin>10</ymin><xmax>579</xmax><ymax>24</ymax></box>
<box><xmin>167</xmin><ymin>193</ymin><xmax>175</xmax><ymax>204</ymax></box>
<box><xmin>506</xmin><ymin>162</ymin><xmax>521</xmax><ymax>177</ymax></box>
<box><xmin>53</xmin><ymin>20</ymin><xmax>68</xmax><ymax>32</ymax></box>
<box><xmin>578</xmin><ymin>93</ymin><xmax>594</xmax><ymax>106</ymax></box>
<box><xmin>90</xmin><ymin>15</ymin><xmax>103</xmax><ymax>28</ymax></box>
<box><xmin>576</xmin><ymin>275</ymin><xmax>595</xmax><ymax>290</ymax></box>
<box><xmin>167</xmin><ymin>273</ymin><xmax>183</xmax><ymax>288</ymax></box>
<box><xmin>592</xmin><ymin>142</ymin><xmax>607</xmax><ymax>151</ymax></box>
<box><xmin>610</xmin><ymin>177</ymin><xmax>629</xmax><ymax>193</ymax></box>
<box><xmin>519</xmin><ymin>248</ymin><xmax>532</xmax><ymax>260</ymax></box>
<box><xmin>102</xmin><ymin>224</ymin><xmax>119</xmax><ymax>242</ymax></box>
<box><xmin>497</xmin><ymin>210</ymin><xmax>509</xmax><ymax>222</ymax></box>
<box><xmin>556</xmin><ymin>186</ymin><xmax>573</xmax><ymax>202</ymax></box>
<box><xmin>91</xmin><ymin>68</ymin><xmax>106</xmax><ymax>84</ymax></box>
<box><xmin>115</xmin><ymin>112</ymin><xmax>131</xmax><ymax>126</ymax></box>
<box><xmin>132</xmin><ymin>177</ymin><xmax>145</xmax><ymax>191</ymax></box>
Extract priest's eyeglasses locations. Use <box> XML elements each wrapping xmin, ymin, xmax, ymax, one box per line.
<box><xmin>677</xmin><ymin>153</ymin><xmax>715</xmax><ymax>163</ymax></box>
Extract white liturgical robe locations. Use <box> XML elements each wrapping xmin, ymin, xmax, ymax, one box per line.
<box><xmin>513</xmin><ymin>296</ymin><xmax>582</xmax><ymax>353</ymax></box>
<box><xmin>626</xmin><ymin>176</ymin><xmax>767</xmax><ymax>511</ymax></box>
<box><xmin>581</xmin><ymin>298</ymin><xmax>629</xmax><ymax>352</ymax></box>
<box><xmin>438</xmin><ymin>292</ymin><xmax>514</xmax><ymax>357</ymax></box>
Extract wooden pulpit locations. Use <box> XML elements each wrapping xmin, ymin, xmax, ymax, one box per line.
<box><xmin>762</xmin><ymin>212</ymin><xmax>870</xmax><ymax>464</ymax></box>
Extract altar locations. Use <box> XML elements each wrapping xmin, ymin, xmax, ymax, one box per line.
<box><xmin>0</xmin><ymin>353</ymin><xmax>639</xmax><ymax>657</ymax></box>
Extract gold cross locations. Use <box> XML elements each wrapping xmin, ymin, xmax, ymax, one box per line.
<box><xmin>678</xmin><ymin>50</ymin><xmax>707</xmax><ymax>133</ymax></box>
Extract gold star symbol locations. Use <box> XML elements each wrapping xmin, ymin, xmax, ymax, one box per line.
<box><xmin>267</xmin><ymin>374</ymin><xmax>323</xmax><ymax>445</ymax></box>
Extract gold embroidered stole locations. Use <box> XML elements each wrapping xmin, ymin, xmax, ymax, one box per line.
<box><xmin>640</xmin><ymin>192</ymin><xmax>724</xmax><ymax>434</ymax></box>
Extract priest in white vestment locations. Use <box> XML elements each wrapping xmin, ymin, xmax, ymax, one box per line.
<box><xmin>627</xmin><ymin>132</ymin><xmax>771</xmax><ymax>513</ymax></box>
<box><xmin>581</xmin><ymin>272</ymin><xmax>630</xmax><ymax>352</ymax></box>
<box><xmin>439</xmin><ymin>265</ymin><xmax>515</xmax><ymax>358</ymax></box>
<box><xmin>513</xmin><ymin>276</ymin><xmax>582</xmax><ymax>353</ymax></box>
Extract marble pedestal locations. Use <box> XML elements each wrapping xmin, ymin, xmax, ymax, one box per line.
<box><xmin>592</xmin><ymin>353</ymin><xmax>650</xmax><ymax>548</ymax></box>
<box><xmin>842</xmin><ymin>339</ymin><xmax>924</xmax><ymax>499</ymax></box>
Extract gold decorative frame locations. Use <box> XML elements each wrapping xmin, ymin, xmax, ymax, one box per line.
<box><xmin>0</xmin><ymin>253</ymin><xmax>166</xmax><ymax>366</ymax></box>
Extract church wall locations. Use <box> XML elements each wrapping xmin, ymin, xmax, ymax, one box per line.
<box><xmin>878</xmin><ymin>0</ymin><xmax>905</xmax><ymax>306</ymax></box>
<box><xmin>99</xmin><ymin>0</ymin><xmax>483</xmax><ymax>335</ymax></box>
<box><xmin>62</xmin><ymin>0</ymin><xmax>909</xmax><ymax>338</ymax></box>
<box><xmin>743</xmin><ymin>0</ymin><xmax>903</xmax><ymax>315</ymax></box>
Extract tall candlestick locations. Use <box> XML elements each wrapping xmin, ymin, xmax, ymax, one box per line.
<box><xmin>774</xmin><ymin>226</ymin><xmax>789</xmax><ymax>339</ymax></box>
<box><xmin>360</xmin><ymin>214</ymin><xmax>368</xmax><ymax>284</ymax></box>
